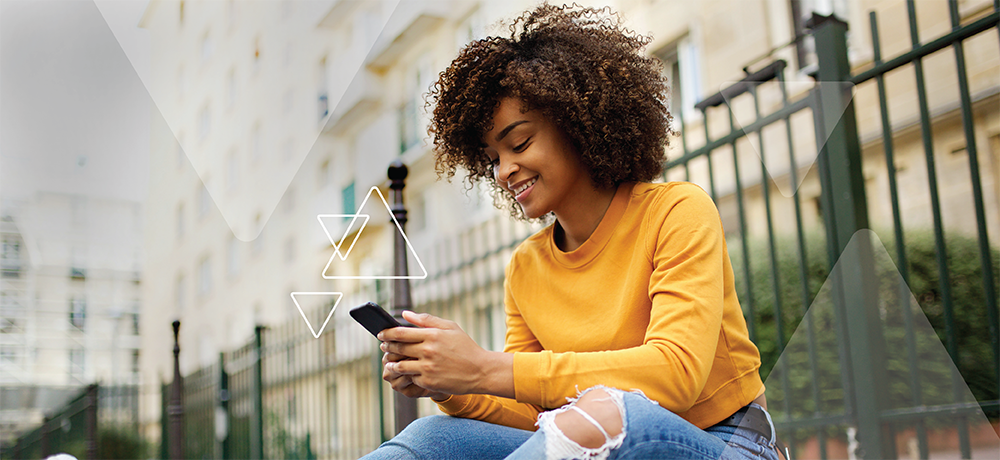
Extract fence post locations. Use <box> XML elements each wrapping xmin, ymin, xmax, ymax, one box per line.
<box><xmin>85</xmin><ymin>384</ymin><xmax>98</xmax><ymax>460</ymax></box>
<box><xmin>250</xmin><ymin>325</ymin><xmax>264</xmax><ymax>460</ymax></box>
<box><xmin>40</xmin><ymin>416</ymin><xmax>50</xmax><ymax>458</ymax></box>
<box><xmin>219</xmin><ymin>352</ymin><xmax>230</xmax><ymax>460</ymax></box>
<box><xmin>388</xmin><ymin>160</ymin><xmax>418</xmax><ymax>434</ymax></box>
<box><xmin>809</xmin><ymin>13</ymin><xmax>892</xmax><ymax>460</ymax></box>
<box><xmin>169</xmin><ymin>320</ymin><xmax>185</xmax><ymax>460</ymax></box>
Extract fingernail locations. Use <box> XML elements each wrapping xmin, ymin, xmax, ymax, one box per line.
<box><xmin>379</xmin><ymin>343</ymin><xmax>386</xmax><ymax>351</ymax></box>
<box><xmin>376</xmin><ymin>332</ymin><xmax>383</xmax><ymax>340</ymax></box>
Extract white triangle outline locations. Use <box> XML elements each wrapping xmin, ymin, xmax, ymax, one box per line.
<box><xmin>289</xmin><ymin>292</ymin><xmax>343</xmax><ymax>339</ymax></box>
<box><xmin>317</xmin><ymin>213</ymin><xmax>371</xmax><ymax>261</ymax></box>
<box><xmin>317</xmin><ymin>186</ymin><xmax>428</xmax><ymax>280</ymax></box>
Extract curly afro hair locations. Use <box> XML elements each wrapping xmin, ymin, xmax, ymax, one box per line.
<box><xmin>428</xmin><ymin>3</ymin><xmax>672</xmax><ymax>219</ymax></box>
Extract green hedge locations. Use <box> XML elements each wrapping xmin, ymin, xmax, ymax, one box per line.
<box><xmin>728</xmin><ymin>229</ymin><xmax>999</xmax><ymax>427</ymax></box>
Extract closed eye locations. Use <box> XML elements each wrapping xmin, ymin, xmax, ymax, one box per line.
<box><xmin>513</xmin><ymin>138</ymin><xmax>531</xmax><ymax>153</ymax></box>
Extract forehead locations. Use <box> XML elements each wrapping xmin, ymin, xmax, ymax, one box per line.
<box><xmin>484</xmin><ymin>98</ymin><xmax>535</xmax><ymax>140</ymax></box>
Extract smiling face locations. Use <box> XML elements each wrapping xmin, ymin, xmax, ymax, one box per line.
<box><xmin>482</xmin><ymin>97</ymin><xmax>594</xmax><ymax>220</ymax></box>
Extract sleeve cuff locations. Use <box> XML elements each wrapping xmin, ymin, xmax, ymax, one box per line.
<box><xmin>434</xmin><ymin>394</ymin><xmax>474</xmax><ymax>415</ymax></box>
<box><xmin>512</xmin><ymin>351</ymin><xmax>546</xmax><ymax>406</ymax></box>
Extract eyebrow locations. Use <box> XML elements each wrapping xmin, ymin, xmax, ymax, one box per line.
<box><xmin>494</xmin><ymin>120</ymin><xmax>529</xmax><ymax>143</ymax></box>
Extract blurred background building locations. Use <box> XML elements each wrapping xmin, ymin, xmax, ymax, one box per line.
<box><xmin>0</xmin><ymin>194</ymin><xmax>143</xmax><ymax>445</ymax></box>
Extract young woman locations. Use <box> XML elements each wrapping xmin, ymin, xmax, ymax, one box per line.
<box><xmin>363</xmin><ymin>4</ymin><xmax>783</xmax><ymax>460</ymax></box>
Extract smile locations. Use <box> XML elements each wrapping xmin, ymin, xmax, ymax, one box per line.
<box><xmin>512</xmin><ymin>177</ymin><xmax>537</xmax><ymax>198</ymax></box>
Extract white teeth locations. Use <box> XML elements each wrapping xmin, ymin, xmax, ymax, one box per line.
<box><xmin>514</xmin><ymin>177</ymin><xmax>537</xmax><ymax>195</ymax></box>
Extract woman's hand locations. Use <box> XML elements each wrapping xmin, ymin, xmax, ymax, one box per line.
<box><xmin>378</xmin><ymin>311</ymin><xmax>514</xmax><ymax>398</ymax></box>
<box><xmin>381</xmin><ymin>350</ymin><xmax>450</xmax><ymax>400</ymax></box>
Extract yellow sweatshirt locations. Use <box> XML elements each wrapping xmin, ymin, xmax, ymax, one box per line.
<box><xmin>436</xmin><ymin>182</ymin><xmax>764</xmax><ymax>431</ymax></box>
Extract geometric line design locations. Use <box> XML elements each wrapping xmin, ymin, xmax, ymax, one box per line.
<box><xmin>289</xmin><ymin>292</ymin><xmax>343</xmax><ymax>339</ymax></box>
<box><xmin>722</xmin><ymin>80</ymin><xmax>856</xmax><ymax>198</ymax></box>
<box><xmin>762</xmin><ymin>230</ymin><xmax>999</xmax><ymax>458</ymax></box>
<box><xmin>317</xmin><ymin>186</ymin><xmax>428</xmax><ymax>280</ymax></box>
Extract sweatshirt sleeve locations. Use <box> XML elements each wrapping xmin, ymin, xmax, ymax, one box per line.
<box><xmin>434</xmin><ymin>261</ymin><xmax>545</xmax><ymax>431</ymax></box>
<box><xmin>512</xmin><ymin>187</ymin><xmax>726</xmax><ymax>413</ymax></box>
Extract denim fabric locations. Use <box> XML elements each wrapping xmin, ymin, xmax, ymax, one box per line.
<box><xmin>360</xmin><ymin>391</ymin><xmax>781</xmax><ymax>460</ymax></box>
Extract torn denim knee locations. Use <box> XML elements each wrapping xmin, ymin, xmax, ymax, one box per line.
<box><xmin>535</xmin><ymin>385</ymin><xmax>652</xmax><ymax>460</ymax></box>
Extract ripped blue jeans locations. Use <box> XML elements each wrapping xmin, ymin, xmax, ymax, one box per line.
<box><xmin>360</xmin><ymin>387</ymin><xmax>783</xmax><ymax>460</ymax></box>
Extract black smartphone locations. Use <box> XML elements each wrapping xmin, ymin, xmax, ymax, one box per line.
<box><xmin>350</xmin><ymin>302</ymin><xmax>404</xmax><ymax>337</ymax></box>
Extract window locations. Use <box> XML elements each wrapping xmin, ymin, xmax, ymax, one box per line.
<box><xmin>130</xmin><ymin>312</ymin><xmax>140</xmax><ymax>335</ymax></box>
<box><xmin>0</xmin><ymin>347</ymin><xmax>15</xmax><ymax>365</ymax></box>
<box><xmin>399</xmin><ymin>54</ymin><xmax>433</xmax><ymax>154</ymax></box>
<box><xmin>1</xmin><ymin>238</ymin><xmax>19</xmax><ymax>260</ymax></box>
<box><xmin>227</xmin><ymin>236</ymin><xmax>240</xmax><ymax>278</ymax></box>
<box><xmin>0</xmin><ymin>293</ymin><xmax>20</xmax><ymax>333</ymax></box>
<box><xmin>176</xmin><ymin>203</ymin><xmax>185</xmax><ymax>240</ymax></box>
<box><xmin>198</xmin><ymin>182</ymin><xmax>211</xmax><ymax>218</ymax></box>
<box><xmin>69</xmin><ymin>348</ymin><xmax>85</xmax><ymax>383</ymax></box>
<box><xmin>342</xmin><ymin>182</ymin><xmax>356</xmax><ymax>220</ymax></box>
<box><xmin>131</xmin><ymin>350</ymin><xmax>140</xmax><ymax>374</ymax></box>
<box><xmin>198</xmin><ymin>257</ymin><xmax>212</xmax><ymax>297</ymax></box>
<box><xmin>1</xmin><ymin>238</ymin><xmax>20</xmax><ymax>278</ymax></box>
<box><xmin>655</xmin><ymin>35</ymin><xmax>703</xmax><ymax>126</ymax></box>
<box><xmin>70</xmin><ymin>297</ymin><xmax>86</xmax><ymax>329</ymax></box>
<box><xmin>317</xmin><ymin>57</ymin><xmax>329</xmax><ymax>121</ymax></box>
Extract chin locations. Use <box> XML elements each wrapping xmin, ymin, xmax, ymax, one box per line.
<box><xmin>520</xmin><ymin>205</ymin><xmax>548</xmax><ymax>220</ymax></box>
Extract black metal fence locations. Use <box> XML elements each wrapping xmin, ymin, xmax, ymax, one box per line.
<box><xmin>664</xmin><ymin>1</ymin><xmax>999</xmax><ymax>458</ymax></box>
<box><xmin>5</xmin><ymin>384</ymin><xmax>143</xmax><ymax>460</ymax></box>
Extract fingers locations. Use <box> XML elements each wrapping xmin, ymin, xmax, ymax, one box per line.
<box><xmin>380</xmin><ymin>340</ymin><xmax>421</xmax><ymax>357</ymax></box>
<box><xmin>383</xmin><ymin>351</ymin><xmax>408</xmax><ymax>363</ymax></box>
<box><xmin>385</xmin><ymin>360</ymin><xmax>420</xmax><ymax>376</ymax></box>
<box><xmin>401</xmin><ymin>310</ymin><xmax>455</xmax><ymax>329</ymax></box>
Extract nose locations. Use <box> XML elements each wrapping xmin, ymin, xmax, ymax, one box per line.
<box><xmin>495</xmin><ymin>155</ymin><xmax>518</xmax><ymax>184</ymax></box>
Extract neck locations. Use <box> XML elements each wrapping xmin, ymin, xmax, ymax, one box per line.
<box><xmin>553</xmin><ymin>185</ymin><xmax>617</xmax><ymax>252</ymax></box>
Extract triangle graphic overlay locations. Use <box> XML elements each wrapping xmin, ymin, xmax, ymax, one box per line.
<box><xmin>317</xmin><ymin>213</ymin><xmax>371</xmax><ymax>261</ymax></box>
<box><xmin>761</xmin><ymin>230</ymin><xmax>998</xmax><ymax>459</ymax></box>
<box><xmin>318</xmin><ymin>186</ymin><xmax>427</xmax><ymax>280</ymax></box>
<box><xmin>290</xmin><ymin>292</ymin><xmax>343</xmax><ymax>339</ymax></box>
<box><xmin>722</xmin><ymin>80</ymin><xmax>856</xmax><ymax>198</ymax></box>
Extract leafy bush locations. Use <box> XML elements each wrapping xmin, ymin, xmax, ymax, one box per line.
<box><xmin>728</xmin><ymin>229</ymin><xmax>999</xmax><ymax>430</ymax></box>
